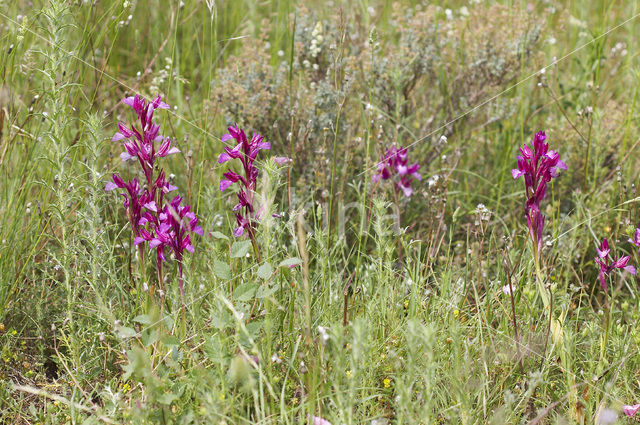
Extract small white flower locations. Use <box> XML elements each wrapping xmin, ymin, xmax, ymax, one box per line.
<box><xmin>502</xmin><ymin>284</ymin><xmax>515</xmax><ymax>296</ymax></box>
<box><xmin>271</xmin><ymin>353</ymin><xmax>282</xmax><ymax>364</ymax></box>
<box><xmin>317</xmin><ymin>326</ymin><xmax>329</xmax><ymax>344</ymax></box>
<box><xmin>474</xmin><ymin>203</ymin><xmax>491</xmax><ymax>221</ymax></box>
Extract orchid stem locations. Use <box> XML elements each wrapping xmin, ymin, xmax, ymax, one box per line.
<box><xmin>506</xmin><ymin>266</ymin><xmax>525</xmax><ymax>375</ymax></box>
<box><xmin>138</xmin><ymin>244</ymin><xmax>145</xmax><ymax>308</ymax></box>
<box><xmin>248</xmin><ymin>227</ymin><xmax>262</xmax><ymax>264</ymax></box>
<box><xmin>178</xmin><ymin>262</ymin><xmax>186</xmax><ymax>336</ymax></box>
<box><xmin>392</xmin><ymin>187</ymin><xmax>403</xmax><ymax>264</ymax></box>
<box><xmin>531</xmin><ymin>230</ymin><xmax>550</xmax><ymax>310</ymax></box>
<box><xmin>602</xmin><ymin>286</ymin><xmax>612</xmax><ymax>362</ymax></box>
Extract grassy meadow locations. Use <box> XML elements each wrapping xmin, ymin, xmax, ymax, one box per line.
<box><xmin>2</xmin><ymin>0</ymin><xmax>640</xmax><ymax>423</ymax></box>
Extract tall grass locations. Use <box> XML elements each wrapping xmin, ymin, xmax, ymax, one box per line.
<box><xmin>2</xmin><ymin>0</ymin><xmax>640</xmax><ymax>424</ymax></box>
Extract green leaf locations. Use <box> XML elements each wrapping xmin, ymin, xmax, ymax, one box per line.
<box><xmin>246</xmin><ymin>320</ymin><xmax>263</xmax><ymax>338</ymax></box>
<box><xmin>256</xmin><ymin>284</ymin><xmax>278</xmax><ymax>299</ymax></box>
<box><xmin>118</xmin><ymin>326</ymin><xmax>137</xmax><ymax>339</ymax></box>
<box><xmin>141</xmin><ymin>329</ymin><xmax>159</xmax><ymax>347</ymax></box>
<box><xmin>279</xmin><ymin>257</ymin><xmax>303</xmax><ymax>268</ymax></box>
<box><xmin>163</xmin><ymin>315</ymin><xmax>174</xmax><ymax>329</ymax></box>
<box><xmin>122</xmin><ymin>348</ymin><xmax>149</xmax><ymax>381</ymax></box>
<box><xmin>210</xmin><ymin>231</ymin><xmax>229</xmax><ymax>241</ymax></box>
<box><xmin>257</xmin><ymin>262</ymin><xmax>273</xmax><ymax>279</ymax></box>
<box><xmin>204</xmin><ymin>336</ymin><xmax>227</xmax><ymax>366</ymax></box>
<box><xmin>156</xmin><ymin>392</ymin><xmax>178</xmax><ymax>405</ymax></box>
<box><xmin>161</xmin><ymin>334</ymin><xmax>181</xmax><ymax>347</ymax></box>
<box><xmin>234</xmin><ymin>282</ymin><xmax>257</xmax><ymax>302</ymax></box>
<box><xmin>210</xmin><ymin>309</ymin><xmax>232</xmax><ymax>330</ymax></box>
<box><xmin>230</xmin><ymin>240</ymin><xmax>252</xmax><ymax>258</ymax></box>
<box><xmin>132</xmin><ymin>314</ymin><xmax>153</xmax><ymax>325</ymax></box>
<box><xmin>213</xmin><ymin>259</ymin><xmax>231</xmax><ymax>280</ymax></box>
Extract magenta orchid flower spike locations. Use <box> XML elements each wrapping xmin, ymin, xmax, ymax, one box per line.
<box><xmin>107</xmin><ymin>94</ymin><xmax>201</xmax><ymax>304</ymax></box>
<box><xmin>512</xmin><ymin>131</ymin><xmax>566</xmax><ymax>259</ymax></box>
<box><xmin>511</xmin><ymin>131</ymin><xmax>567</xmax><ymax>213</ymax></box>
<box><xmin>113</xmin><ymin>94</ymin><xmax>180</xmax><ymax>188</ymax></box>
<box><xmin>372</xmin><ymin>145</ymin><xmax>421</xmax><ymax>197</ymax></box>
<box><xmin>105</xmin><ymin>176</ymin><xmax>154</xmax><ymax>238</ymax></box>
<box><xmin>135</xmin><ymin>195</ymin><xmax>203</xmax><ymax>299</ymax></box>
<box><xmin>218</xmin><ymin>124</ymin><xmax>270</xmax><ymax>239</ymax></box>
<box><xmin>595</xmin><ymin>238</ymin><xmax>636</xmax><ymax>291</ymax></box>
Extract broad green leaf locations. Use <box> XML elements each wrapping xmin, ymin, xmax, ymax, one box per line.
<box><xmin>234</xmin><ymin>282</ymin><xmax>257</xmax><ymax>302</ymax></box>
<box><xmin>204</xmin><ymin>336</ymin><xmax>227</xmax><ymax>365</ymax></box>
<box><xmin>256</xmin><ymin>284</ymin><xmax>278</xmax><ymax>299</ymax></box>
<box><xmin>279</xmin><ymin>257</ymin><xmax>303</xmax><ymax>268</ymax></box>
<box><xmin>210</xmin><ymin>231</ymin><xmax>229</xmax><ymax>241</ymax></box>
<box><xmin>156</xmin><ymin>392</ymin><xmax>178</xmax><ymax>405</ymax></box>
<box><xmin>118</xmin><ymin>326</ymin><xmax>137</xmax><ymax>339</ymax></box>
<box><xmin>257</xmin><ymin>262</ymin><xmax>273</xmax><ymax>279</ymax></box>
<box><xmin>141</xmin><ymin>328</ymin><xmax>158</xmax><ymax>347</ymax></box>
<box><xmin>161</xmin><ymin>334</ymin><xmax>181</xmax><ymax>347</ymax></box>
<box><xmin>230</xmin><ymin>240</ymin><xmax>252</xmax><ymax>258</ymax></box>
<box><xmin>163</xmin><ymin>315</ymin><xmax>174</xmax><ymax>329</ymax></box>
<box><xmin>213</xmin><ymin>259</ymin><xmax>232</xmax><ymax>280</ymax></box>
<box><xmin>132</xmin><ymin>314</ymin><xmax>153</xmax><ymax>325</ymax></box>
<box><xmin>210</xmin><ymin>309</ymin><xmax>232</xmax><ymax>330</ymax></box>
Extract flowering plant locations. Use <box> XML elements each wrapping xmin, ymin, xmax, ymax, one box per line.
<box><xmin>219</xmin><ymin>124</ymin><xmax>271</xmax><ymax>259</ymax></box>
<box><xmin>372</xmin><ymin>145</ymin><xmax>421</xmax><ymax>198</ymax></box>
<box><xmin>107</xmin><ymin>95</ymin><xmax>200</xmax><ymax>306</ymax></box>
<box><xmin>512</xmin><ymin>131</ymin><xmax>566</xmax><ymax>260</ymax></box>
<box><xmin>595</xmin><ymin>238</ymin><xmax>636</xmax><ymax>292</ymax></box>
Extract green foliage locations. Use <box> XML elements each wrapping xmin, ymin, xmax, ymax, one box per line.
<box><xmin>2</xmin><ymin>0</ymin><xmax>640</xmax><ymax>424</ymax></box>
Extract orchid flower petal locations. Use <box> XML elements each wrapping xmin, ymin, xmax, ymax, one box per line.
<box><xmin>624</xmin><ymin>404</ymin><xmax>640</xmax><ymax>417</ymax></box>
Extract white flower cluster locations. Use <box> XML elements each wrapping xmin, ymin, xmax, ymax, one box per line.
<box><xmin>317</xmin><ymin>326</ymin><xmax>329</xmax><ymax>344</ymax></box>
<box><xmin>474</xmin><ymin>203</ymin><xmax>491</xmax><ymax>223</ymax></box>
<box><xmin>309</xmin><ymin>22</ymin><xmax>323</xmax><ymax>58</ymax></box>
<box><xmin>149</xmin><ymin>57</ymin><xmax>173</xmax><ymax>95</ymax></box>
<box><xmin>611</xmin><ymin>42</ymin><xmax>628</xmax><ymax>57</ymax></box>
